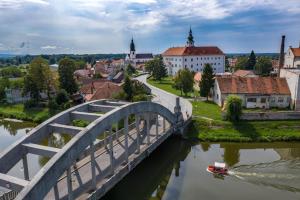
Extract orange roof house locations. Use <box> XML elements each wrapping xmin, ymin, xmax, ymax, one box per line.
<box><xmin>162</xmin><ymin>46</ymin><xmax>224</xmax><ymax>56</ymax></box>
<box><xmin>213</xmin><ymin>77</ymin><xmax>291</xmax><ymax>109</ymax></box>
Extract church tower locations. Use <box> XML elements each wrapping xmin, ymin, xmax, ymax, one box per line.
<box><xmin>130</xmin><ymin>37</ymin><xmax>136</xmax><ymax>59</ymax></box>
<box><xmin>186</xmin><ymin>27</ymin><xmax>195</xmax><ymax>47</ymax></box>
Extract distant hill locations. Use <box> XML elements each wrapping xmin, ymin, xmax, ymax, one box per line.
<box><xmin>0</xmin><ymin>54</ymin><xmax>16</xmax><ymax>58</ymax></box>
<box><xmin>226</xmin><ymin>53</ymin><xmax>279</xmax><ymax>59</ymax></box>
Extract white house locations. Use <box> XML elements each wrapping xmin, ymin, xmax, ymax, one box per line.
<box><xmin>125</xmin><ymin>38</ymin><xmax>153</xmax><ymax>67</ymax></box>
<box><xmin>284</xmin><ymin>45</ymin><xmax>300</xmax><ymax>69</ymax></box>
<box><xmin>280</xmin><ymin>68</ymin><xmax>300</xmax><ymax>110</ymax></box>
<box><xmin>213</xmin><ymin>77</ymin><xmax>291</xmax><ymax>109</ymax></box>
<box><xmin>162</xmin><ymin>28</ymin><xmax>225</xmax><ymax>76</ymax></box>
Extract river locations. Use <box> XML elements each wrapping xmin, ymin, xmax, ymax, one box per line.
<box><xmin>0</xmin><ymin>120</ymin><xmax>300</xmax><ymax>199</ymax></box>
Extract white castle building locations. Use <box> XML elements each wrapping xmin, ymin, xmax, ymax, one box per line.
<box><xmin>162</xmin><ymin>28</ymin><xmax>225</xmax><ymax>76</ymax></box>
<box><xmin>125</xmin><ymin>38</ymin><xmax>153</xmax><ymax>67</ymax></box>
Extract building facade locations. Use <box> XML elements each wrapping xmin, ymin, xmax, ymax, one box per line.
<box><xmin>213</xmin><ymin>77</ymin><xmax>291</xmax><ymax>109</ymax></box>
<box><xmin>162</xmin><ymin>28</ymin><xmax>225</xmax><ymax>76</ymax></box>
<box><xmin>284</xmin><ymin>46</ymin><xmax>300</xmax><ymax>69</ymax></box>
<box><xmin>125</xmin><ymin>38</ymin><xmax>153</xmax><ymax>67</ymax></box>
<box><xmin>280</xmin><ymin>68</ymin><xmax>300</xmax><ymax>110</ymax></box>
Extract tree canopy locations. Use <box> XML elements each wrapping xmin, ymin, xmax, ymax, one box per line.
<box><xmin>58</xmin><ymin>57</ymin><xmax>78</xmax><ymax>94</ymax></box>
<box><xmin>246</xmin><ymin>50</ymin><xmax>256</xmax><ymax>70</ymax></box>
<box><xmin>145</xmin><ymin>56</ymin><xmax>167</xmax><ymax>81</ymax></box>
<box><xmin>225</xmin><ymin>95</ymin><xmax>243</xmax><ymax>122</ymax></box>
<box><xmin>173</xmin><ymin>69</ymin><xmax>194</xmax><ymax>96</ymax></box>
<box><xmin>199</xmin><ymin>63</ymin><xmax>214</xmax><ymax>100</ymax></box>
<box><xmin>126</xmin><ymin>63</ymin><xmax>136</xmax><ymax>76</ymax></box>
<box><xmin>23</xmin><ymin>57</ymin><xmax>55</xmax><ymax>102</ymax></box>
<box><xmin>235</xmin><ymin>57</ymin><xmax>248</xmax><ymax>71</ymax></box>
<box><xmin>254</xmin><ymin>57</ymin><xmax>272</xmax><ymax>76</ymax></box>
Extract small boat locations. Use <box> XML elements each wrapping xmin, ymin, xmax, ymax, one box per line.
<box><xmin>207</xmin><ymin>162</ymin><xmax>228</xmax><ymax>176</ymax></box>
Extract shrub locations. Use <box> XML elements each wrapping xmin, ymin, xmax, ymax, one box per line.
<box><xmin>24</xmin><ymin>99</ymin><xmax>37</xmax><ymax>109</ymax></box>
<box><xmin>55</xmin><ymin>89</ymin><xmax>69</xmax><ymax>105</ymax></box>
<box><xmin>225</xmin><ymin>95</ymin><xmax>242</xmax><ymax>121</ymax></box>
<box><xmin>132</xmin><ymin>94</ymin><xmax>148</xmax><ymax>102</ymax></box>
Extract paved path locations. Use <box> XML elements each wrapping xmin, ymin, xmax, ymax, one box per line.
<box><xmin>134</xmin><ymin>75</ymin><xmax>192</xmax><ymax>120</ymax></box>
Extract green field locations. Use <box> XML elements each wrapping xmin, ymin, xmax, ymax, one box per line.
<box><xmin>147</xmin><ymin>77</ymin><xmax>197</xmax><ymax>97</ymax></box>
<box><xmin>0</xmin><ymin>104</ymin><xmax>50</xmax><ymax>123</ymax></box>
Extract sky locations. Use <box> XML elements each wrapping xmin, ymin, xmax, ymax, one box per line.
<box><xmin>0</xmin><ymin>0</ymin><xmax>300</xmax><ymax>55</ymax></box>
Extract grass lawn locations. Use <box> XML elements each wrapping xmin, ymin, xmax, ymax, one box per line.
<box><xmin>147</xmin><ymin>77</ymin><xmax>198</xmax><ymax>98</ymax></box>
<box><xmin>189</xmin><ymin>101</ymin><xmax>300</xmax><ymax>142</ymax></box>
<box><xmin>0</xmin><ymin>104</ymin><xmax>50</xmax><ymax>123</ymax></box>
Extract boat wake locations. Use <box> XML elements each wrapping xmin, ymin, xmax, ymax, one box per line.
<box><xmin>228</xmin><ymin>159</ymin><xmax>300</xmax><ymax>192</ymax></box>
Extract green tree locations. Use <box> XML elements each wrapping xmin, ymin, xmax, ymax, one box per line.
<box><xmin>199</xmin><ymin>64</ymin><xmax>214</xmax><ymax>100</ymax></box>
<box><xmin>123</xmin><ymin>76</ymin><xmax>133</xmax><ymax>101</ymax></box>
<box><xmin>58</xmin><ymin>57</ymin><xmax>78</xmax><ymax>94</ymax></box>
<box><xmin>126</xmin><ymin>63</ymin><xmax>136</xmax><ymax>76</ymax></box>
<box><xmin>145</xmin><ymin>56</ymin><xmax>167</xmax><ymax>81</ymax></box>
<box><xmin>75</xmin><ymin>60</ymin><xmax>86</xmax><ymax>70</ymax></box>
<box><xmin>254</xmin><ymin>57</ymin><xmax>272</xmax><ymax>76</ymax></box>
<box><xmin>246</xmin><ymin>50</ymin><xmax>256</xmax><ymax>70</ymax></box>
<box><xmin>225</xmin><ymin>56</ymin><xmax>230</xmax><ymax>72</ymax></box>
<box><xmin>23</xmin><ymin>57</ymin><xmax>53</xmax><ymax>102</ymax></box>
<box><xmin>225</xmin><ymin>95</ymin><xmax>242</xmax><ymax>122</ymax></box>
<box><xmin>173</xmin><ymin>69</ymin><xmax>194</xmax><ymax>96</ymax></box>
<box><xmin>235</xmin><ymin>57</ymin><xmax>248</xmax><ymax>71</ymax></box>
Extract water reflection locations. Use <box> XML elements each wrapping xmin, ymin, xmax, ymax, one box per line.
<box><xmin>0</xmin><ymin>119</ymin><xmax>34</xmax><ymax>136</ymax></box>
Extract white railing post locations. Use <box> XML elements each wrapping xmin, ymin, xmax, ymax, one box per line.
<box><xmin>22</xmin><ymin>154</ymin><xmax>29</xmax><ymax>181</ymax></box>
<box><xmin>135</xmin><ymin>115</ymin><xmax>140</xmax><ymax>154</ymax></box>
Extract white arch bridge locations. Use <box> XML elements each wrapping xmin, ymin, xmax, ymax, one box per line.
<box><xmin>0</xmin><ymin>98</ymin><xmax>189</xmax><ymax>200</ymax></box>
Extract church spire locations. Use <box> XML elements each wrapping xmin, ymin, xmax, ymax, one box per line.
<box><xmin>187</xmin><ymin>26</ymin><xmax>194</xmax><ymax>47</ymax></box>
<box><xmin>130</xmin><ymin>37</ymin><xmax>135</xmax><ymax>52</ymax></box>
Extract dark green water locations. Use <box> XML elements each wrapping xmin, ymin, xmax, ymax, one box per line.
<box><xmin>0</xmin><ymin>120</ymin><xmax>300</xmax><ymax>199</ymax></box>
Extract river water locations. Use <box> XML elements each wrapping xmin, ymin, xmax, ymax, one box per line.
<box><xmin>0</xmin><ymin>120</ymin><xmax>300</xmax><ymax>199</ymax></box>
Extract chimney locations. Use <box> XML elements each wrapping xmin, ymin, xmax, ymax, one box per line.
<box><xmin>278</xmin><ymin>35</ymin><xmax>285</xmax><ymax>77</ymax></box>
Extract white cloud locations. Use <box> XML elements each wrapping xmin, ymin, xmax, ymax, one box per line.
<box><xmin>0</xmin><ymin>0</ymin><xmax>49</xmax><ymax>9</ymax></box>
<box><xmin>41</xmin><ymin>45</ymin><xmax>56</xmax><ymax>50</ymax></box>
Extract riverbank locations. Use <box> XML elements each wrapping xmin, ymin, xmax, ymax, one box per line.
<box><xmin>147</xmin><ymin>78</ymin><xmax>300</xmax><ymax>142</ymax></box>
<box><xmin>0</xmin><ymin>104</ymin><xmax>50</xmax><ymax>123</ymax></box>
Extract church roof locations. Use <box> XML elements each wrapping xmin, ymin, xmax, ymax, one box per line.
<box><xmin>135</xmin><ymin>53</ymin><xmax>153</xmax><ymax>59</ymax></box>
<box><xmin>291</xmin><ymin>48</ymin><xmax>300</xmax><ymax>57</ymax></box>
<box><xmin>162</xmin><ymin>46</ymin><xmax>224</xmax><ymax>56</ymax></box>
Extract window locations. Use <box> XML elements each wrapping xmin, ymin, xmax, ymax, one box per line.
<box><xmin>217</xmin><ymin>94</ymin><xmax>219</xmax><ymax>99</ymax></box>
<box><xmin>287</xmin><ymin>97</ymin><xmax>290</xmax><ymax>103</ymax></box>
<box><xmin>191</xmin><ymin>58</ymin><xmax>193</xmax><ymax>61</ymax></box>
<box><xmin>191</xmin><ymin>64</ymin><xmax>193</xmax><ymax>68</ymax></box>
<box><xmin>261</xmin><ymin>98</ymin><xmax>266</xmax><ymax>103</ymax></box>
<box><xmin>185</xmin><ymin>58</ymin><xmax>187</xmax><ymax>61</ymax></box>
<box><xmin>270</xmin><ymin>97</ymin><xmax>275</xmax><ymax>103</ymax></box>
<box><xmin>278</xmin><ymin>97</ymin><xmax>284</xmax><ymax>102</ymax></box>
<box><xmin>247</xmin><ymin>98</ymin><xmax>256</xmax><ymax>103</ymax></box>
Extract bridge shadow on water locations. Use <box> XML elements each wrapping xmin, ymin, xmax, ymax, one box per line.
<box><xmin>101</xmin><ymin>136</ymin><xmax>197</xmax><ymax>200</ymax></box>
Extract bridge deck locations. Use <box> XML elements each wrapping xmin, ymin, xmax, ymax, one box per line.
<box><xmin>45</xmin><ymin>118</ymin><xmax>170</xmax><ymax>200</ymax></box>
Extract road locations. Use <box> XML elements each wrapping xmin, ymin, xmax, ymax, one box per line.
<box><xmin>134</xmin><ymin>74</ymin><xmax>192</xmax><ymax>120</ymax></box>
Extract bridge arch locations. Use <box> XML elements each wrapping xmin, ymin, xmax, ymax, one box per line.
<box><xmin>16</xmin><ymin>101</ymin><xmax>177</xmax><ymax>200</ymax></box>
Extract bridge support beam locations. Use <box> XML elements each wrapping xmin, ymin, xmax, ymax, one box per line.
<box><xmin>67</xmin><ymin>167</ymin><xmax>73</xmax><ymax>200</ymax></box>
<box><xmin>163</xmin><ymin>118</ymin><xmax>166</xmax><ymax>133</ymax></box>
<box><xmin>109</xmin><ymin>127</ymin><xmax>114</xmax><ymax>174</ymax></box>
<box><xmin>53</xmin><ymin>183</ymin><xmax>59</xmax><ymax>200</ymax></box>
<box><xmin>115</xmin><ymin>122</ymin><xmax>119</xmax><ymax>141</ymax></box>
<box><xmin>22</xmin><ymin>154</ymin><xmax>29</xmax><ymax>181</ymax></box>
<box><xmin>124</xmin><ymin>116</ymin><xmax>129</xmax><ymax>163</ymax></box>
<box><xmin>90</xmin><ymin>140</ymin><xmax>96</xmax><ymax>190</ymax></box>
<box><xmin>146</xmin><ymin>114</ymin><xmax>150</xmax><ymax>145</ymax></box>
<box><xmin>135</xmin><ymin>115</ymin><xmax>140</xmax><ymax>154</ymax></box>
<box><xmin>156</xmin><ymin>115</ymin><xmax>159</xmax><ymax>139</ymax></box>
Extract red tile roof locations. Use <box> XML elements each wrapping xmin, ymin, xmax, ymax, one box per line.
<box><xmin>291</xmin><ymin>48</ymin><xmax>300</xmax><ymax>57</ymax></box>
<box><xmin>80</xmin><ymin>81</ymin><xmax>122</xmax><ymax>101</ymax></box>
<box><xmin>232</xmin><ymin>70</ymin><xmax>256</xmax><ymax>77</ymax></box>
<box><xmin>216</xmin><ymin>77</ymin><xmax>290</xmax><ymax>95</ymax></box>
<box><xmin>162</xmin><ymin>46</ymin><xmax>224</xmax><ymax>56</ymax></box>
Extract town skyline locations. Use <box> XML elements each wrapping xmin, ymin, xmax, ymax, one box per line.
<box><xmin>0</xmin><ymin>0</ymin><xmax>300</xmax><ymax>55</ymax></box>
